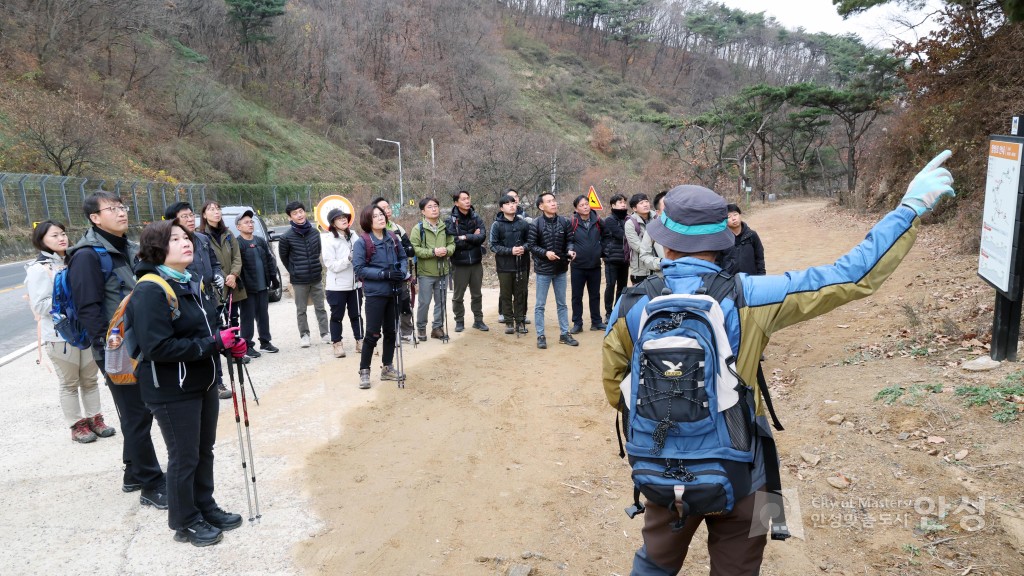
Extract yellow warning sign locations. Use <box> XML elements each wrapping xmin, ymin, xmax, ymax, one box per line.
<box><xmin>587</xmin><ymin>186</ymin><xmax>603</xmax><ymax>210</ymax></box>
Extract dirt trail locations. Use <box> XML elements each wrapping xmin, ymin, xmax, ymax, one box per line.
<box><xmin>292</xmin><ymin>200</ymin><xmax>1024</xmax><ymax>576</ymax></box>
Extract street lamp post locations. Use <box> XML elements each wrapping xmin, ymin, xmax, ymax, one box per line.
<box><xmin>376</xmin><ymin>138</ymin><xmax>404</xmax><ymax>208</ymax></box>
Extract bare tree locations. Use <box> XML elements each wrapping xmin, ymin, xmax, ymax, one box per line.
<box><xmin>172</xmin><ymin>78</ymin><xmax>229</xmax><ymax>137</ymax></box>
<box><xmin>20</xmin><ymin>98</ymin><xmax>102</xmax><ymax>176</ymax></box>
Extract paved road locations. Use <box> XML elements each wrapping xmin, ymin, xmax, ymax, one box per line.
<box><xmin>0</xmin><ymin>259</ymin><xmax>37</xmax><ymax>358</ymax></box>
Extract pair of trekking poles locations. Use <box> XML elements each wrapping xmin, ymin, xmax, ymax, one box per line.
<box><xmin>223</xmin><ymin>294</ymin><xmax>262</xmax><ymax>525</ymax></box>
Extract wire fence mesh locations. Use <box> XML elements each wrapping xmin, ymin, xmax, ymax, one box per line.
<box><xmin>0</xmin><ymin>172</ymin><xmax>417</xmax><ymax>231</ymax></box>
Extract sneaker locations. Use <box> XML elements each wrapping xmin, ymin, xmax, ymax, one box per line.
<box><xmin>455</xmin><ymin>320</ymin><xmax>465</xmax><ymax>333</ymax></box>
<box><xmin>536</xmin><ymin>335</ymin><xmax>547</xmax><ymax>349</ymax></box>
<box><xmin>300</xmin><ymin>334</ymin><xmax>311</xmax><ymax>348</ymax></box>
<box><xmin>174</xmin><ymin>520</ymin><xmax>223</xmax><ymax>547</ymax></box>
<box><xmin>524</xmin><ymin>318</ymin><xmax>531</xmax><ymax>324</ymax></box>
<box><xmin>321</xmin><ymin>334</ymin><xmax>331</xmax><ymax>345</ymax></box>
<box><xmin>203</xmin><ymin>507</ymin><xmax>243</xmax><ymax>531</ymax></box>
<box><xmin>381</xmin><ymin>364</ymin><xmax>405</xmax><ymax>381</ymax></box>
<box><xmin>240</xmin><ymin>355</ymin><xmax>251</xmax><ymax>364</ymax></box>
<box><xmin>358</xmin><ymin>368</ymin><xmax>371</xmax><ymax>389</ymax></box>
<box><xmin>333</xmin><ymin>341</ymin><xmax>346</xmax><ymax>358</ymax></box>
<box><xmin>217</xmin><ymin>383</ymin><xmax>232</xmax><ymax>399</ymax></box>
<box><xmin>559</xmin><ymin>333</ymin><xmax>579</xmax><ymax>347</ymax></box>
<box><xmin>260</xmin><ymin>342</ymin><xmax>280</xmax><ymax>353</ymax></box>
<box><xmin>122</xmin><ymin>468</ymin><xmax>142</xmax><ymax>493</ymax></box>
<box><xmin>71</xmin><ymin>419</ymin><xmax>97</xmax><ymax>443</ymax></box>
<box><xmin>400</xmin><ymin>334</ymin><xmax>413</xmax><ymax>342</ymax></box>
<box><xmin>472</xmin><ymin>321</ymin><xmax>489</xmax><ymax>332</ymax></box>
<box><xmin>516</xmin><ymin>322</ymin><xmax>528</xmax><ymax>334</ymax></box>
<box><xmin>498</xmin><ymin>313</ymin><xmax>505</xmax><ymax>323</ymax></box>
<box><xmin>591</xmin><ymin>322</ymin><xmax>607</xmax><ymax>331</ymax></box>
<box><xmin>569</xmin><ymin>323</ymin><xmax>583</xmax><ymax>335</ymax></box>
<box><xmin>355</xmin><ymin>339</ymin><xmax>363</xmax><ymax>353</ymax></box>
<box><xmin>88</xmin><ymin>414</ymin><xmax>116</xmax><ymax>438</ymax></box>
<box><xmin>417</xmin><ymin>328</ymin><xmax>427</xmax><ymax>342</ymax></box>
<box><xmin>140</xmin><ymin>487</ymin><xmax>169</xmax><ymax>510</ymax></box>
<box><xmin>245</xmin><ymin>347</ymin><xmax>261</xmax><ymax>358</ymax></box>
<box><xmin>430</xmin><ymin>327</ymin><xmax>446</xmax><ymax>340</ymax></box>
<box><xmin>504</xmin><ymin>323</ymin><xmax>515</xmax><ymax>334</ymax></box>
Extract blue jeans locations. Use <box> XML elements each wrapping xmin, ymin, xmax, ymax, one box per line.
<box><xmin>534</xmin><ymin>272</ymin><xmax>568</xmax><ymax>337</ymax></box>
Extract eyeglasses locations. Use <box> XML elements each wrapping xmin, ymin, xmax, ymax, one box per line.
<box><xmin>96</xmin><ymin>205</ymin><xmax>130</xmax><ymax>215</ymax></box>
<box><xmin>177</xmin><ymin>212</ymin><xmax>196</xmax><ymax>220</ymax></box>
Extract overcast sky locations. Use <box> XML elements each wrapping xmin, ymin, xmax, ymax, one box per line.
<box><xmin>715</xmin><ymin>0</ymin><xmax>944</xmax><ymax>47</ymax></box>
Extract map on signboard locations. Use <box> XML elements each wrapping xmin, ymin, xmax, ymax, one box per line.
<box><xmin>979</xmin><ymin>139</ymin><xmax>1023</xmax><ymax>294</ymax></box>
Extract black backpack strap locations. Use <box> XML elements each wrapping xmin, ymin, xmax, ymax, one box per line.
<box><xmin>699</xmin><ymin>270</ymin><xmax>783</xmax><ymax>431</ymax></box>
<box><xmin>760</xmin><ymin>433</ymin><xmax>791</xmax><ymax>540</ymax></box>
<box><xmin>617</xmin><ymin>274</ymin><xmax>667</xmax><ymax>319</ymax></box>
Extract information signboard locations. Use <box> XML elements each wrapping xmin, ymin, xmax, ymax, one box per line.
<box><xmin>978</xmin><ymin>136</ymin><xmax>1024</xmax><ymax>298</ymax></box>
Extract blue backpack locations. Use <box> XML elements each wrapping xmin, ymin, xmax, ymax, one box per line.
<box><xmin>617</xmin><ymin>272</ymin><xmax>755</xmax><ymax>525</ymax></box>
<box><xmin>51</xmin><ymin>247</ymin><xmax>115</xmax><ymax>349</ymax></box>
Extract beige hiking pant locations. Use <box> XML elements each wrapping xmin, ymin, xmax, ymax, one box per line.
<box><xmin>46</xmin><ymin>342</ymin><xmax>101</xmax><ymax>427</ymax></box>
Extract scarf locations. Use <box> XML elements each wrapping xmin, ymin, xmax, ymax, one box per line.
<box><xmin>612</xmin><ymin>208</ymin><xmax>628</xmax><ymax>219</ymax></box>
<box><xmin>158</xmin><ymin>265</ymin><xmax>192</xmax><ymax>284</ymax></box>
<box><xmin>291</xmin><ymin>220</ymin><xmax>313</xmax><ymax>235</ymax></box>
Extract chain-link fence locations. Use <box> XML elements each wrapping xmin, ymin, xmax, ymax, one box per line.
<box><xmin>0</xmin><ymin>172</ymin><xmax>418</xmax><ymax>230</ymax></box>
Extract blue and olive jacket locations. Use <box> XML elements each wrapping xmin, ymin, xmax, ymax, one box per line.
<box><xmin>603</xmin><ymin>205</ymin><xmax>922</xmax><ymax>492</ymax></box>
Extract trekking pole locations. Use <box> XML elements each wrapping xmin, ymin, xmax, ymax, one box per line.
<box><xmin>409</xmin><ymin>275</ymin><xmax>418</xmax><ymax>349</ymax></box>
<box><xmin>235</xmin><ymin>355</ymin><xmax>262</xmax><ymax>523</ymax></box>
<box><xmin>392</xmin><ymin>281</ymin><xmax>406</xmax><ymax>389</ymax></box>
<box><xmin>515</xmin><ymin>254</ymin><xmax>522</xmax><ymax>340</ymax></box>
<box><xmin>223</xmin><ymin>293</ymin><xmax>237</xmax><ymax>389</ymax></box>
<box><xmin>440</xmin><ymin>258</ymin><xmax>450</xmax><ymax>343</ymax></box>
<box><xmin>240</xmin><ymin>360</ymin><xmax>260</xmax><ymax>405</ymax></box>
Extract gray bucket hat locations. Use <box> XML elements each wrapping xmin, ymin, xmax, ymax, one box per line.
<box><xmin>646</xmin><ymin>185</ymin><xmax>735</xmax><ymax>254</ymax></box>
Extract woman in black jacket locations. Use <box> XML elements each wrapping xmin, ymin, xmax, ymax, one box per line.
<box><xmin>127</xmin><ymin>220</ymin><xmax>247</xmax><ymax>547</ymax></box>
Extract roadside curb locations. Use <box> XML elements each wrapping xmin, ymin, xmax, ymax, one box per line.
<box><xmin>0</xmin><ymin>342</ymin><xmax>35</xmax><ymax>367</ymax></box>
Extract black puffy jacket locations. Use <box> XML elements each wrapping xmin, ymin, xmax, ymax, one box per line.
<box><xmin>570</xmin><ymin>211</ymin><xmax>604</xmax><ymax>269</ymax></box>
<box><xmin>732</xmin><ymin>223</ymin><xmax>766</xmax><ymax>276</ymax></box>
<box><xmin>126</xmin><ymin>261</ymin><xmax>220</xmax><ymax>405</ymax></box>
<box><xmin>446</xmin><ymin>206</ymin><xmax>485</xmax><ymax>266</ymax></box>
<box><xmin>237</xmin><ymin>234</ymin><xmax>279</xmax><ymax>292</ymax></box>
<box><xmin>601</xmin><ymin>210</ymin><xmax>627</xmax><ymax>264</ymax></box>
<box><xmin>489</xmin><ymin>215</ymin><xmax>531</xmax><ymax>274</ymax></box>
<box><xmin>278</xmin><ymin>225</ymin><xmax>323</xmax><ymax>284</ymax></box>
<box><xmin>527</xmin><ymin>214</ymin><xmax>574</xmax><ymax>276</ymax></box>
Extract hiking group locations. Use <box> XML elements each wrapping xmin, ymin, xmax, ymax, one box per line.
<box><xmin>21</xmin><ymin>148</ymin><xmax>952</xmax><ymax>564</ymax></box>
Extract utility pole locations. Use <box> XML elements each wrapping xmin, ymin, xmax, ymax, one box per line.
<box><xmin>376</xmin><ymin>138</ymin><xmax>403</xmax><ymax>208</ymax></box>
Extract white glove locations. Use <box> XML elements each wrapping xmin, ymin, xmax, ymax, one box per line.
<box><xmin>213</xmin><ymin>274</ymin><xmax>225</xmax><ymax>289</ymax></box>
<box><xmin>901</xmin><ymin>150</ymin><xmax>955</xmax><ymax>216</ymax></box>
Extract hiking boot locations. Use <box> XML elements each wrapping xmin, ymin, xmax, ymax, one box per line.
<box><xmin>174</xmin><ymin>520</ymin><xmax>223</xmax><ymax>547</ymax></box>
<box><xmin>300</xmin><ymin>334</ymin><xmax>311</xmax><ymax>348</ymax></box>
<box><xmin>123</xmin><ymin>468</ymin><xmax>142</xmax><ymax>493</ymax></box>
<box><xmin>455</xmin><ymin>320</ymin><xmax>465</xmax><ymax>332</ymax></box>
<box><xmin>472</xmin><ymin>320</ymin><xmax>489</xmax><ymax>332</ymax></box>
<box><xmin>203</xmin><ymin>507</ymin><xmax>243</xmax><ymax>531</ymax></box>
<box><xmin>88</xmin><ymin>414</ymin><xmax>116</xmax><ymax>438</ymax></box>
<box><xmin>418</xmin><ymin>328</ymin><xmax>427</xmax><ymax>342</ymax></box>
<box><xmin>430</xmin><ymin>327</ymin><xmax>446</xmax><ymax>340</ymax></box>
<box><xmin>244</xmin><ymin>346</ymin><xmax>261</xmax><ymax>359</ymax></box>
<box><xmin>400</xmin><ymin>334</ymin><xmax>413</xmax><ymax>342</ymax></box>
<box><xmin>591</xmin><ymin>321</ymin><xmax>607</xmax><ymax>331</ymax></box>
<box><xmin>517</xmin><ymin>321</ymin><xmax>528</xmax><ymax>334</ymax></box>
<box><xmin>71</xmin><ymin>419</ymin><xmax>97</xmax><ymax>443</ymax></box>
<box><xmin>260</xmin><ymin>342</ymin><xmax>279</xmax><ymax>353</ymax></box>
<box><xmin>321</xmin><ymin>333</ymin><xmax>331</xmax><ymax>345</ymax></box>
<box><xmin>240</xmin><ymin>355</ymin><xmax>251</xmax><ymax>364</ymax></box>
<box><xmin>537</xmin><ymin>335</ymin><xmax>547</xmax><ymax>349</ymax></box>
<box><xmin>355</xmin><ymin>339</ymin><xmax>363</xmax><ymax>353</ymax></box>
<box><xmin>217</xmin><ymin>383</ymin><xmax>232</xmax><ymax>399</ymax></box>
<box><xmin>569</xmin><ymin>323</ymin><xmax>583</xmax><ymax>335</ymax></box>
<box><xmin>504</xmin><ymin>323</ymin><xmax>515</xmax><ymax>334</ymax></box>
<box><xmin>333</xmin><ymin>341</ymin><xmax>346</xmax><ymax>358</ymax></box>
<box><xmin>140</xmin><ymin>487</ymin><xmax>168</xmax><ymax>510</ymax></box>
<box><xmin>381</xmin><ymin>364</ymin><xmax>404</xmax><ymax>381</ymax></box>
<box><xmin>358</xmin><ymin>368</ymin><xmax>371</xmax><ymax>389</ymax></box>
<box><xmin>559</xmin><ymin>333</ymin><xmax>579</xmax><ymax>347</ymax></box>
<box><xmin>524</xmin><ymin>317</ymin><xmax>531</xmax><ymax>324</ymax></box>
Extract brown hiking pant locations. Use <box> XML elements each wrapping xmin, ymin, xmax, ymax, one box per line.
<box><xmin>632</xmin><ymin>490</ymin><xmax>767</xmax><ymax>575</ymax></box>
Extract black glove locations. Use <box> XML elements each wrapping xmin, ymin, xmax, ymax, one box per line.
<box><xmin>385</xmin><ymin>269</ymin><xmax>405</xmax><ymax>281</ymax></box>
<box><xmin>269</xmin><ymin>277</ymin><xmax>280</xmax><ymax>290</ymax></box>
